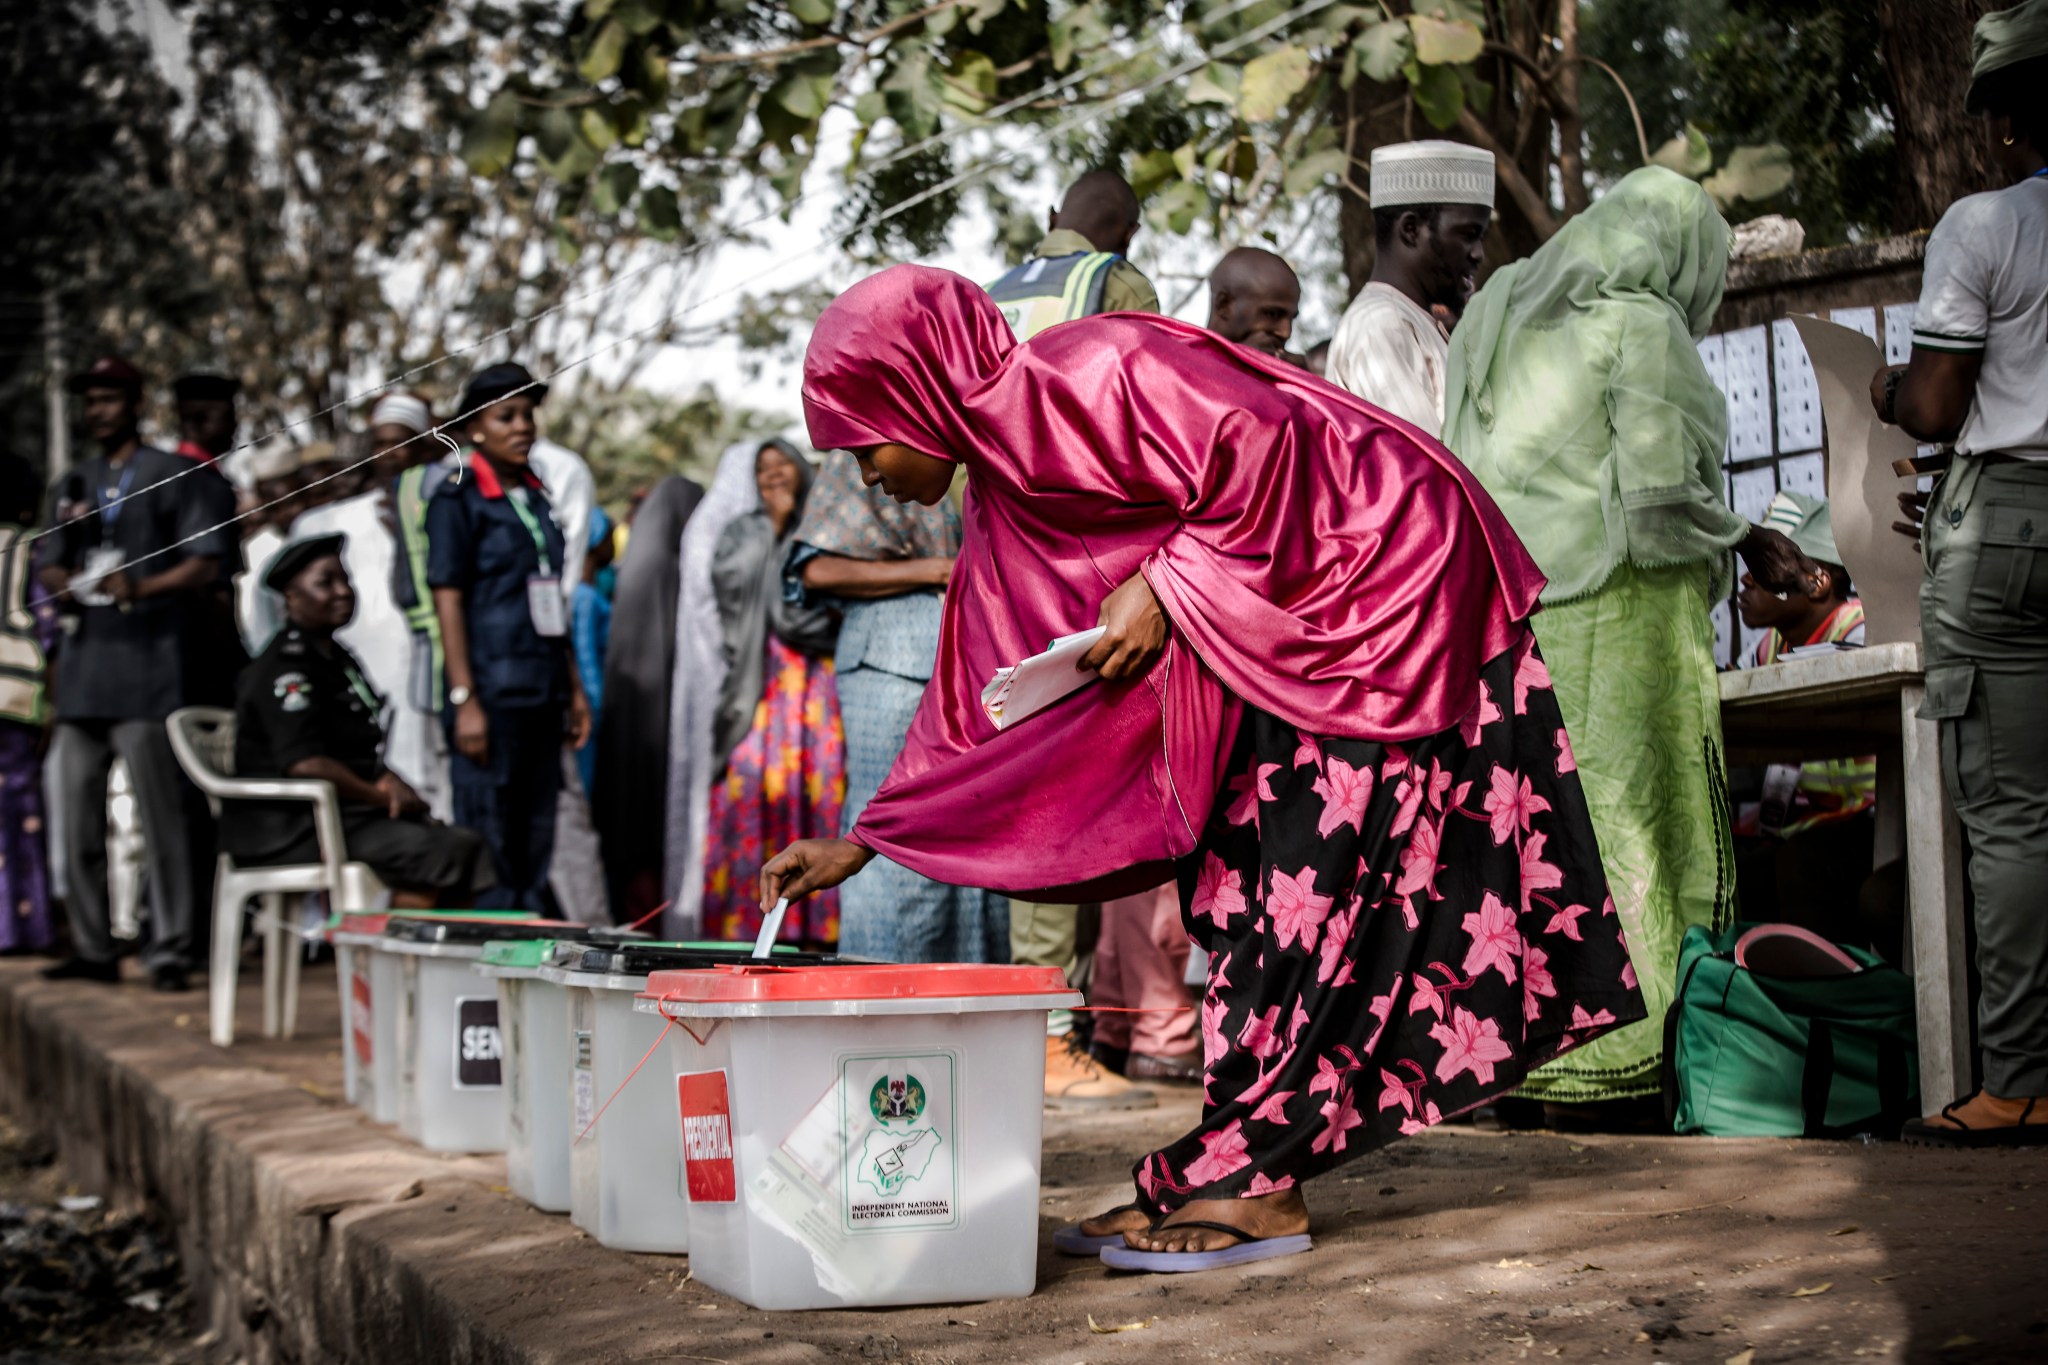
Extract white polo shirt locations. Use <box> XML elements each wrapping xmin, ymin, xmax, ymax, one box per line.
<box><xmin>1909</xmin><ymin>174</ymin><xmax>2048</xmax><ymax>460</ymax></box>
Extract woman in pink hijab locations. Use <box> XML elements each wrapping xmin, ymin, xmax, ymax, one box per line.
<box><xmin>762</xmin><ymin>264</ymin><xmax>1640</xmax><ymax>1272</ymax></box>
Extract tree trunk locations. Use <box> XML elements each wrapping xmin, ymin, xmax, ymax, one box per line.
<box><xmin>1553</xmin><ymin>0</ymin><xmax>1589</xmax><ymax>217</ymax></box>
<box><xmin>1878</xmin><ymin>0</ymin><xmax>2001</xmax><ymax>231</ymax></box>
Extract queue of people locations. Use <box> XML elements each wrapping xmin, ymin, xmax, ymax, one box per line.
<box><xmin>751</xmin><ymin>2</ymin><xmax>2048</xmax><ymax>1270</ymax></box>
<box><xmin>2</xmin><ymin>7</ymin><xmax>2040</xmax><ymax>1256</ymax></box>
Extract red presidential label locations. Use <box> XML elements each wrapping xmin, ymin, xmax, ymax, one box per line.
<box><xmin>677</xmin><ymin>1070</ymin><xmax>737</xmax><ymax>1203</ymax></box>
<box><xmin>350</xmin><ymin>966</ymin><xmax>373</xmax><ymax>1066</ymax></box>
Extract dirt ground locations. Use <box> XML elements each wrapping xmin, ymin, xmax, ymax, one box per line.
<box><xmin>2</xmin><ymin>959</ymin><xmax>2044</xmax><ymax>1365</ymax></box>
<box><xmin>0</xmin><ymin>1114</ymin><xmax>207</xmax><ymax>1365</ymax></box>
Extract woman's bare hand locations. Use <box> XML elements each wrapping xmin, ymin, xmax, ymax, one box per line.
<box><xmin>1081</xmin><ymin>571</ymin><xmax>1168</xmax><ymax>681</ymax></box>
<box><xmin>565</xmin><ymin>688</ymin><xmax>592</xmax><ymax>749</ymax></box>
<box><xmin>1893</xmin><ymin>488</ymin><xmax>1931</xmax><ymax>545</ymax></box>
<box><xmin>760</xmin><ymin>838</ymin><xmax>874</xmax><ymax>910</ymax></box>
<box><xmin>453</xmin><ymin>699</ymin><xmax>490</xmax><ymax>764</ymax></box>
<box><xmin>375</xmin><ymin>772</ymin><xmax>428</xmax><ymax>819</ymax></box>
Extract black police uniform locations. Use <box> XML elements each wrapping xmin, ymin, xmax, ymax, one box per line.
<box><xmin>424</xmin><ymin>454</ymin><xmax>572</xmax><ymax>912</ymax></box>
<box><xmin>228</xmin><ymin>625</ymin><xmax>493</xmax><ymax>898</ymax></box>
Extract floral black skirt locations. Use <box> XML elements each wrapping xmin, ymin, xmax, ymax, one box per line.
<box><xmin>1134</xmin><ymin>630</ymin><xmax>1643</xmax><ymax>1211</ymax></box>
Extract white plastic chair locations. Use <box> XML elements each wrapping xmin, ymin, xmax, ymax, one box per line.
<box><xmin>165</xmin><ymin>707</ymin><xmax>386</xmax><ymax>1047</ymax></box>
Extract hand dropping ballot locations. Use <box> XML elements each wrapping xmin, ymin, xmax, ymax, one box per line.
<box><xmin>980</xmin><ymin>626</ymin><xmax>1106</xmax><ymax>730</ymax></box>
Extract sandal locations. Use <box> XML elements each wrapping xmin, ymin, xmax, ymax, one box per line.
<box><xmin>1098</xmin><ymin>1219</ymin><xmax>1313</xmax><ymax>1273</ymax></box>
<box><xmin>1900</xmin><ymin>1093</ymin><xmax>2048</xmax><ymax>1148</ymax></box>
<box><xmin>1053</xmin><ymin>1202</ymin><xmax>1149</xmax><ymax>1256</ymax></box>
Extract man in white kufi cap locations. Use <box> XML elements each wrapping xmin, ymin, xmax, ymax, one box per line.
<box><xmin>1326</xmin><ymin>139</ymin><xmax>1495</xmax><ymax>437</ymax></box>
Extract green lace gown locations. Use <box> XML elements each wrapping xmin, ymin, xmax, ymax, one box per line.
<box><xmin>1519</xmin><ymin>561</ymin><xmax>1736</xmax><ymax>1100</ymax></box>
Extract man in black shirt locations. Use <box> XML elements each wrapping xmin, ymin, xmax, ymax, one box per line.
<box><xmin>39</xmin><ymin>357</ymin><xmax>228</xmax><ymax>991</ymax></box>
<box><xmin>230</xmin><ymin>535</ymin><xmax>495</xmax><ymax>907</ymax></box>
<box><xmin>171</xmin><ymin>372</ymin><xmax>249</xmax><ymax>708</ymax></box>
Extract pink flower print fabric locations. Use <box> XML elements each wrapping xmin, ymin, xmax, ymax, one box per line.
<box><xmin>1129</xmin><ymin>631</ymin><xmax>1640</xmax><ymax>1214</ymax></box>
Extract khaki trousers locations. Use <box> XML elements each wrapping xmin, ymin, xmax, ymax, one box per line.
<box><xmin>1920</xmin><ymin>454</ymin><xmax>2048</xmax><ymax>1096</ymax></box>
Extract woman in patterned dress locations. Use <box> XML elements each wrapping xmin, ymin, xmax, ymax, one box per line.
<box><xmin>760</xmin><ymin>265</ymin><xmax>1642</xmax><ymax>1270</ymax></box>
<box><xmin>698</xmin><ymin>440</ymin><xmax>845</xmax><ymax>945</ymax></box>
<box><xmin>0</xmin><ymin>451</ymin><xmax>53</xmax><ymax>953</ymax></box>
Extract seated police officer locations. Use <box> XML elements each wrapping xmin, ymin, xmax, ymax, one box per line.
<box><xmin>229</xmin><ymin>534</ymin><xmax>497</xmax><ymax>908</ymax></box>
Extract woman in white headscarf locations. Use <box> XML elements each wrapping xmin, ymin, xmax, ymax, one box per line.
<box><xmin>664</xmin><ymin>443</ymin><xmax>760</xmax><ymax>936</ymax></box>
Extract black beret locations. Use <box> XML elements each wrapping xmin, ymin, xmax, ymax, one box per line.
<box><xmin>263</xmin><ymin>533</ymin><xmax>347</xmax><ymax>593</ymax></box>
<box><xmin>173</xmin><ymin>373</ymin><xmax>242</xmax><ymax>402</ymax></box>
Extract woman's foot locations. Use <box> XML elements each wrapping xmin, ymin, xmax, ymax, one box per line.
<box><xmin>1121</xmin><ymin>1187</ymin><xmax>1309</xmax><ymax>1254</ymax></box>
<box><xmin>1076</xmin><ymin>1202</ymin><xmax>1153</xmax><ymax>1241</ymax></box>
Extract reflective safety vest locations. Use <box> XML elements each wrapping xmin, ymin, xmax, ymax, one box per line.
<box><xmin>392</xmin><ymin>460</ymin><xmax>456</xmax><ymax>712</ymax></box>
<box><xmin>984</xmin><ymin>251</ymin><xmax>1120</xmax><ymax>342</ymax></box>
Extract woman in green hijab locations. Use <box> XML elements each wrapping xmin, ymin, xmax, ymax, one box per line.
<box><xmin>1443</xmin><ymin>166</ymin><xmax>1809</xmax><ymax>1111</ymax></box>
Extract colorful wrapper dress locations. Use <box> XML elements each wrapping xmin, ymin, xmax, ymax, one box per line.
<box><xmin>700</xmin><ymin>636</ymin><xmax>846</xmax><ymax>945</ymax></box>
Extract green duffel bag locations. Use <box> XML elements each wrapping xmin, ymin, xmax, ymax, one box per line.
<box><xmin>1663</xmin><ymin>922</ymin><xmax>1919</xmax><ymax>1138</ymax></box>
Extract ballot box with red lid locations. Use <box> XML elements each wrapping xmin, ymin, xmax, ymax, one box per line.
<box><xmin>327</xmin><ymin>910</ymin><xmax>530</xmax><ymax>1124</ymax></box>
<box><xmin>379</xmin><ymin>916</ymin><xmax>593</xmax><ymax>1153</ymax></box>
<box><xmin>638</xmin><ymin>962</ymin><xmax>1080</xmax><ymax>1310</ymax></box>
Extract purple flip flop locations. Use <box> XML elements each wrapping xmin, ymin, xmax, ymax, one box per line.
<box><xmin>1053</xmin><ymin>1203</ymin><xmax>1147</xmax><ymax>1256</ymax></box>
<box><xmin>1098</xmin><ymin>1220</ymin><xmax>1313</xmax><ymax>1273</ymax></box>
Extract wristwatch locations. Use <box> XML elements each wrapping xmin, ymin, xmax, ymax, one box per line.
<box><xmin>1879</xmin><ymin>366</ymin><xmax>1906</xmax><ymax>424</ymax></box>
<box><xmin>447</xmin><ymin>685</ymin><xmax>473</xmax><ymax>707</ymax></box>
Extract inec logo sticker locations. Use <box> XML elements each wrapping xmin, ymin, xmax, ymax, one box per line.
<box><xmin>841</xmin><ymin>1053</ymin><xmax>957</xmax><ymax>1232</ymax></box>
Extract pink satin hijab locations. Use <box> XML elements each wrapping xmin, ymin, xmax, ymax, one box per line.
<box><xmin>804</xmin><ymin>264</ymin><xmax>1545</xmax><ymax>899</ymax></box>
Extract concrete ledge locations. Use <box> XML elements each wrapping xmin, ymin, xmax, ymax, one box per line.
<box><xmin>4</xmin><ymin>958</ymin><xmax>2044</xmax><ymax>1363</ymax></box>
<box><xmin>1715</xmin><ymin>233</ymin><xmax>1929</xmax><ymax>332</ymax></box>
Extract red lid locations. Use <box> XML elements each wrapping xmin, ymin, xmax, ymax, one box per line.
<box><xmin>643</xmin><ymin>962</ymin><xmax>1071</xmax><ymax>1004</ymax></box>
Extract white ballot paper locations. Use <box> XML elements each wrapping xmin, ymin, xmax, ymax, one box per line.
<box><xmin>980</xmin><ymin>627</ymin><xmax>1106</xmax><ymax>730</ymax></box>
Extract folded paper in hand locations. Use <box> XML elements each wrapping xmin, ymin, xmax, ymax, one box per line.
<box><xmin>981</xmin><ymin>627</ymin><xmax>1106</xmax><ymax>730</ymax></box>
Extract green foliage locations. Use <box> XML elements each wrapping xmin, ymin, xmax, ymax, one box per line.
<box><xmin>549</xmin><ymin>383</ymin><xmax>790</xmax><ymax>513</ymax></box>
<box><xmin>0</xmin><ymin>0</ymin><xmax>209</xmax><ymax>468</ymax></box>
<box><xmin>487</xmin><ymin>0</ymin><xmax>1498</xmax><ymax>263</ymax></box>
<box><xmin>1582</xmin><ymin>0</ymin><xmax>1894</xmax><ymax>244</ymax></box>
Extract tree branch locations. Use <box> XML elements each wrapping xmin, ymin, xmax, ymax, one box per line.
<box><xmin>1574</xmin><ymin>54</ymin><xmax>1649</xmax><ymax>165</ymax></box>
<box><xmin>685</xmin><ymin>2</ymin><xmax>959</xmax><ymax>68</ymax></box>
<box><xmin>1481</xmin><ymin>40</ymin><xmax>1556</xmax><ymax>102</ymax></box>
<box><xmin>1458</xmin><ymin>106</ymin><xmax>1560</xmax><ymax>239</ymax></box>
